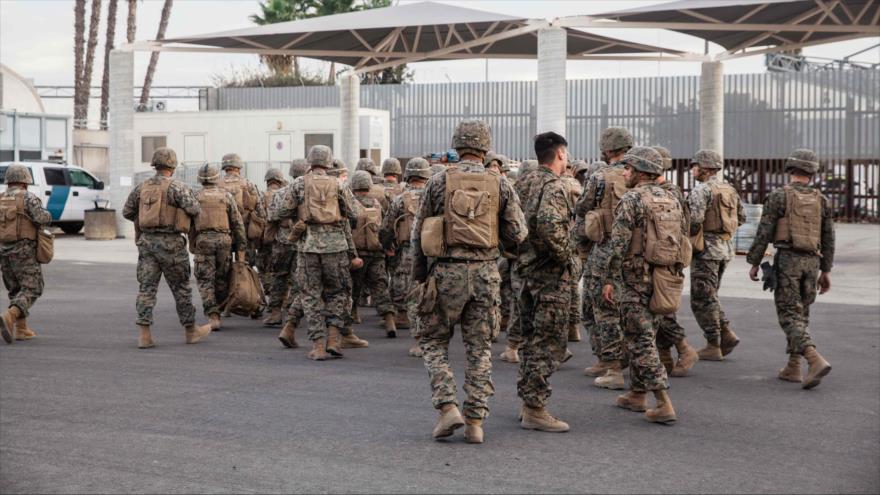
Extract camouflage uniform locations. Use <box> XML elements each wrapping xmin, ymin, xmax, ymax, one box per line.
<box><xmin>261</xmin><ymin>172</ymin><xmax>291</xmax><ymax>319</ymax></box>
<box><xmin>350</xmin><ymin>192</ymin><xmax>395</xmax><ymax>319</ymax></box>
<box><xmin>561</xmin><ymin>175</ymin><xmax>583</xmax><ymax>328</ymax></box>
<box><xmin>267</xmin><ymin>184</ymin><xmax>303</xmax><ymax>325</ymax></box>
<box><xmin>654</xmin><ymin>179</ymin><xmax>689</xmax><ymax>350</ymax></box>
<box><xmin>220</xmin><ymin>154</ymin><xmax>266</xmax><ymax>269</ymax></box>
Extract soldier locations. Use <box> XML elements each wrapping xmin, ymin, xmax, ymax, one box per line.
<box><xmin>192</xmin><ymin>163</ymin><xmax>247</xmax><ymax>330</ymax></box>
<box><xmin>220</xmin><ymin>153</ymin><xmax>266</xmax><ymax>274</ymax></box>
<box><xmin>356</xmin><ymin>157</ymin><xmax>390</xmax><ymax>210</ymax></box>
<box><xmin>516</xmin><ymin>132</ymin><xmax>575</xmax><ymax>433</ymax></box>
<box><xmin>747</xmin><ymin>149</ymin><xmax>833</xmax><ymax>389</ymax></box>
<box><xmin>429</xmin><ymin>164</ymin><xmax>446</xmax><ymax>177</ymax></box>
<box><xmin>561</xmin><ymin>162</ymin><xmax>584</xmax><ymax>344</ymax></box>
<box><xmin>273</xmin><ymin>159</ymin><xmax>310</xmax><ymax>348</ymax></box>
<box><xmin>380</xmin><ymin>157</ymin><xmax>432</xmax><ymax>357</ymax></box>
<box><xmin>0</xmin><ymin>164</ymin><xmax>52</xmax><ymax>344</ymax></box>
<box><xmin>650</xmin><ymin>146</ymin><xmax>700</xmax><ymax>377</ymax></box>
<box><xmin>572</xmin><ymin>160</ymin><xmax>590</xmax><ymax>185</ymax></box>
<box><xmin>602</xmin><ymin>146</ymin><xmax>685</xmax><ymax>424</ymax></box>
<box><xmin>485</xmin><ymin>152</ymin><xmax>514</xmax><ymax>340</ymax></box>
<box><xmin>277</xmin><ymin>145</ymin><xmax>362</xmax><ymax>361</ymax></box>
<box><xmin>688</xmin><ymin>149</ymin><xmax>746</xmax><ymax>361</ymax></box>
<box><xmin>257</xmin><ymin>168</ymin><xmax>289</xmax><ymax>326</ymax></box>
<box><xmin>411</xmin><ymin>119</ymin><xmax>527</xmax><ymax>444</ymax></box>
<box><xmin>381</xmin><ymin>158</ymin><xmax>405</xmax><ymax>193</ymax></box>
<box><xmin>122</xmin><ymin>147</ymin><xmax>212</xmax><ymax>348</ymax></box>
<box><xmin>574</xmin><ymin>127</ymin><xmax>633</xmax><ymax>388</ymax></box>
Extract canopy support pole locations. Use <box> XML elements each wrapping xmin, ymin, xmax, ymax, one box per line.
<box><xmin>537</xmin><ymin>26</ymin><xmax>567</xmax><ymax>136</ymax></box>
<box><xmin>699</xmin><ymin>60</ymin><xmax>724</xmax><ymax>156</ymax></box>
<box><xmin>340</xmin><ymin>73</ymin><xmax>360</xmax><ymax>172</ymax></box>
<box><xmin>108</xmin><ymin>49</ymin><xmax>136</xmax><ymax>238</ymax></box>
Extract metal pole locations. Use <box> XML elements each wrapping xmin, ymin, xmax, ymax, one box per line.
<box><xmin>339</xmin><ymin>72</ymin><xmax>360</xmax><ymax>172</ymax></box>
<box><xmin>537</xmin><ymin>26</ymin><xmax>567</xmax><ymax>135</ymax></box>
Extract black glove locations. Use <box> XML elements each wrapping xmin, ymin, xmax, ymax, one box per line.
<box><xmin>760</xmin><ymin>261</ymin><xmax>776</xmax><ymax>292</ymax></box>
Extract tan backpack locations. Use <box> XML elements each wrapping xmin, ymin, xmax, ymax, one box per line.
<box><xmin>443</xmin><ymin>168</ymin><xmax>500</xmax><ymax>249</ymax></box>
<box><xmin>774</xmin><ymin>186</ymin><xmax>822</xmax><ymax>253</ymax></box>
<box><xmin>138</xmin><ymin>178</ymin><xmax>190</xmax><ymax>232</ymax></box>
<box><xmin>394</xmin><ymin>191</ymin><xmax>419</xmax><ymax>244</ymax></box>
<box><xmin>222</xmin><ymin>260</ymin><xmax>265</xmax><ymax>316</ymax></box>
<box><xmin>0</xmin><ymin>191</ymin><xmax>37</xmax><ymax>243</ymax></box>
<box><xmin>584</xmin><ymin>167</ymin><xmax>628</xmax><ymax>242</ymax></box>
<box><xmin>353</xmin><ymin>205</ymin><xmax>383</xmax><ymax>252</ymax></box>
<box><xmin>299</xmin><ymin>174</ymin><xmax>342</xmax><ymax>224</ymax></box>
<box><xmin>629</xmin><ymin>188</ymin><xmax>685</xmax><ymax>267</ymax></box>
<box><xmin>704</xmin><ymin>182</ymin><xmax>739</xmax><ymax>238</ymax></box>
<box><xmin>195</xmin><ymin>188</ymin><xmax>230</xmax><ymax>233</ymax></box>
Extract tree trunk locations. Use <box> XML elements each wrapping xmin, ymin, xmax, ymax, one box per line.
<box><xmin>100</xmin><ymin>0</ymin><xmax>118</xmax><ymax>130</ymax></box>
<box><xmin>79</xmin><ymin>0</ymin><xmax>102</xmax><ymax>128</ymax></box>
<box><xmin>138</xmin><ymin>0</ymin><xmax>173</xmax><ymax>111</ymax></box>
<box><xmin>329</xmin><ymin>62</ymin><xmax>336</xmax><ymax>85</ymax></box>
<box><xmin>73</xmin><ymin>0</ymin><xmax>87</xmax><ymax>129</ymax></box>
<box><xmin>294</xmin><ymin>56</ymin><xmax>300</xmax><ymax>78</ymax></box>
<box><xmin>126</xmin><ymin>0</ymin><xmax>136</xmax><ymax>43</ymax></box>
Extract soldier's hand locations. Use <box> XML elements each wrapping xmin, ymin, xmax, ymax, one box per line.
<box><xmin>602</xmin><ymin>284</ymin><xmax>615</xmax><ymax>305</ymax></box>
<box><xmin>749</xmin><ymin>265</ymin><xmax>760</xmax><ymax>282</ymax></box>
<box><xmin>350</xmin><ymin>257</ymin><xmax>364</xmax><ymax>269</ymax></box>
<box><xmin>818</xmin><ymin>272</ymin><xmax>831</xmax><ymax>294</ymax></box>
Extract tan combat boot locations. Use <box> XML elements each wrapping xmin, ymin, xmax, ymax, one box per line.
<box><xmin>384</xmin><ymin>313</ymin><xmax>397</xmax><ymax>338</ymax></box>
<box><xmin>778</xmin><ymin>354</ymin><xmax>802</xmax><ymax>383</ymax></box>
<box><xmin>658</xmin><ymin>347</ymin><xmax>674</xmax><ymax>375</ymax></box>
<box><xmin>308</xmin><ymin>339</ymin><xmax>329</xmax><ymax>361</ymax></box>
<box><xmin>208</xmin><ymin>313</ymin><xmax>222</xmax><ymax>331</ymax></box>
<box><xmin>262</xmin><ymin>307</ymin><xmax>283</xmax><ymax>327</ymax></box>
<box><xmin>340</xmin><ymin>331</ymin><xmax>370</xmax><ymax>349</ymax></box>
<box><xmin>185</xmin><ymin>323</ymin><xmax>212</xmax><ymax>344</ymax></box>
<box><xmin>616</xmin><ymin>390</ymin><xmax>647</xmax><ymax>412</ymax></box>
<box><xmin>0</xmin><ymin>306</ymin><xmax>22</xmax><ymax>344</ymax></box>
<box><xmin>14</xmin><ymin>318</ymin><xmax>36</xmax><ymax>340</ymax></box>
<box><xmin>594</xmin><ymin>361</ymin><xmax>625</xmax><ymax>390</ymax></box>
<box><xmin>351</xmin><ymin>306</ymin><xmax>362</xmax><ymax>324</ymax></box>
<box><xmin>499</xmin><ymin>344</ymin><xmax>520</xmax><ymax>364</ymax></box>
<box><xmin>583</xmin><ymin>360</ymin><xmax>611</xmax><ymax>377</ymax></box>
<box><xmin>278</xmin><ymin>321</ymin><xmax>298</xmax><ymax>348</ymax></box>
<box><xmin>720</xmin><ymin>323</ymin><xmax>740</xmax><ymax>356</ymax></box>
<box><xmin>645</xmin><ymin>390</ymin><xmax>677</xmax><ymax>424</ymax></box>
<box><xmin>464</xmin><ymin>418</ymin><xmax>484</xmax><ymax>444</ymax></box>
<box><xmin>395</xmin><ymin>310</ymin><xmax>410</xmax><ymax>330</ymax></box>
<box><xmin>802</xmin><ymin>346</ymin><xmax>831</xmax><ymax>390</ymax></box>
<box><xmin>698</xmin><ymin>338</ymin><xmax>724</xmax><ymax>361</ymax></box>
<box><xmin>433</xmin><ymin>403</ymin><xmax>465</xmax><ymax>439</ymax></box>
<box><xmin>409</xmin><ymin>342</ymin><xmax>423</xmax><ymax>358</ymax></box>
<box><xmin>520</xmin><ymin>405</ymin><xmax>570</xmax><ymax>432</ymax></box>
<box><xmin>325</xmin><ymin>326</ymin><xmax>344</xmax><ymax>358</ymax></box>
<box><xmin>568</xmin><ymin>324</ymin><xmax>581</xmax><ymax>342</ymax></box>
<box><xmin>138</xmin><ymin>325</ymin><xmax>155</xmax><ymax>349</ymax></box>
<box><xmin>671</xmin><ymin>339</ymin><xmax>699</xmax><ymax>377</ymax></box>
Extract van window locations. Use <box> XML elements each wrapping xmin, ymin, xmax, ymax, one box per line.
<box><xmin>69</xmin><ymin>169</ymin><xmax>98</xmax><ymax>188</ymax></box>
<box><xmin>44</xmin><ymin>167</ymin><xmax>68</xmax><ymax>186</ymax></box>
<box><xmin>0</xmin><ymin>165</ymin><xmax>33</xmax><ymax>184</ymax></box>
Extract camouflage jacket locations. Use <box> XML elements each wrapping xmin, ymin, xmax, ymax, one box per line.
<box><xmin>276</xmin><ymin>169</ymin><xmax>357</xmax><ymax>256</ymax></box>
<box><xmin>746</xmin><ymin>182</ymin><xmax>835</xmax><ymax>272</ymax></box>
<box><xmin>122</xmin><ymin>175</ymin><xmax>200</xmax><ymax>234</ymax></box>
<box><xmin>575</xmin><ymin>163</ymin><xmax>628</xmax><ymax>278</ymax></box>
<box><xmin>194</xmin><ymin>185</ymin><xmax>247</xmax><ymax>250</ymax></box>
<box><xmin>0</xmin><ymin>186</ymin><xmax>52</xmax><ymax>249</ymax></box>
<box><xmin>379</xmin><ymin>183</ymin><xmax>424</xmax><ymax>252</ymax></box>
<box><xmin>516</xmin><ymin>166</ymin><xmax>573</xmax><ymax>278</ymax></box>
<box><xmin>657</xmin><ymin>180</ymin><xmax>690</xmax><ymax>225</ymax></box>
<box><xmin>266</xmin><ymin>184</ymin><xmax>295</xmax><ymax>246</ymax></box>
<box><xmin>606</xmin><ymin>181</ymin><xmax>689</xmax><ymax>287</ymax></box>
<box><xmin>351</xmin><ymin>194</ymin><xmax>385</xmax><ymax>257</ymax></box>
<box><xmin>222</xmin><ymin>175</ymin><xmax>266</xmax><ymax>222</ymax></box>
<box><xmin>411</xmin><ymin>160</ymin><xmax>527</xmax><ymax>279</ymax></box>
<box><xmin>689</xmin><ymin>175</ymin><xmax>746</xmax><ymax>261</ymax></box>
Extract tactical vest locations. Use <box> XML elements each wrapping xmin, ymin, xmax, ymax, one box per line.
<box><xmin>264</xmin><ymin>187</ymin><xmax>290</xmax><ymax>228</ymax></box>
<box><xmin>221</xmin><ymin>176</ymin><xmax>257</xmax><ymax>215</ymax></box>
<box><xmin>138</xmin><ymin>177</ymin><xmax>190</xmax><ymax>232</ymax></box>
<box><xmin>353</xmin><ymin>204</ymin><xmax>383</xmax><ymax>252</ymax></box>
<box><xmin>703</xmin><ymin>182</ymin><xmax>739</xmax><ymax>238</ymax></box>
<box><xmin>394</xmin><ymin>190</ymin><xmax>419</xmax><ymax>244</ymax></box>
<box><xmin>299</xmin><ymin>174</ymin><xmax>342</xmax><ymax>224</ymax></box>
<box><xmin>443</xmin><ymin>168</ymin><xmax>500</xmax><ymax>249</ymax></box>
<box><xmin>0</xmin><ymin>190</ymin><xmax>37</xmax><ymax>243</ymax></box>
<box><xmin>598</xmin><ymin>168</ymin><xmax>628</xmax><ymax>234</ymax></box>
<box><xmin>195</xmin><ymin>188</ymin><xmax>230</xmax><ymax>233</ymax></box>
<box><xmin>774</xmin><ymin>186</ymin><xmax>822</xmax><ymax>253</ymax></box>
<box><xmin>368</xmin><ymin>183</ymin><xmax>389</xmax><ymax>210</ymax></box>
<box><xmin>628</xmin><ymin>188</ymin><xmax>684</xmax><ymax>267</ymax></box>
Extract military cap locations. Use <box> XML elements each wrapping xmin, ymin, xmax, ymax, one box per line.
<box><xmin>599</xmin><ymin>127</ymin><xmax>634</xmax><ymax>152</ymax></box>
<box><xmin>151</xmin><ymin>147</ymin><xmax>178</xmax><ymax>169</ymax></box>
<box><xmin>652</xmin><ymin>146</ymin><xmax>673</xmax><ymax>170</ymax></box>
<box><xmin>3</xmin><ymin>163</ymin><xmax>33</xmax><ymax>184</ymax></box>
<box><xmin>264</xmin><ymin>168</ymin><xmax>286</xmax><ymax>184</ymax></box>
<box><xmin>451</xmin><ymin>119</ymin><xmax>492</xmax><ymax>153</ymax></box>
<box><xmin>429</xmin><ymin>164</ymin><xmax>447</xmax><ymax>177</ymax></box>
<box><xmin>404</xmin><ymin>157</ymin><xmax>431</xmax><ymax>181</ymax></box>
<box><xmin>289</xmin><ymin>158</ymin><xmax>309</xmax><ymax>179</ymax></box>
<box><xmin>690</xmin><ymin>149</ymin><xmax>723</xmax><ymax>170</ymax></box>
<box><xmin>785</xmin><ymin>148</ymin><xmax>820</xmax><ymax>175</ymax></box>
<box><xmin>221</xmin><ymin>153</ymin><xmax>243</xmax><ymax>170</ymax></box>
<box><xmin>307</xmin><ymin>145</ymin><xmax>333</xmax><ymax>169</ymax></box>
<box><xmin>622</xmin><ymin>146</ymin><xmax>664</xmax><ymax>176</ymax></box>
<box><xmin>381</xmin><ymin>157</ymin><xmax>402</xmax><ymax>177</ymax></box>
<box><xmin>350</xmin><ymin>170</ymin><xmax>373</xmax><ymax>192</ymax></box>
<box><xmin>356</xmin><ymin>158</ymin><xmax>379</xmax><ymax>176</ymax></box>
<box><xmin>197</xmin><ymin>163</ymin><xmax>221</xmax><ymax>184</ymax></box>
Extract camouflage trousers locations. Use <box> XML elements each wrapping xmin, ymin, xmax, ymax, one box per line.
<box><xmin>193</xmin><ymin>232</ymin><xmax>232</xmax><ymax>317</ymax></box>
<box><xmin>773</xmin><ymin>249</ymin><xmax>818</xmax><ymax>355</ymax></box>
<box><xmin>418</xmin><ymin>260</ymin><xmax>498</xmax><ymax>420</ymax></box>
<box><xmin>393</xmin><ymin>244</ymin><xmax>421</xmax><ymax>336</ymax></box>
<box><xmin>690</xmin><ymin>257</ymin><xmax>731</xmax><ymax>342</ymax></box>
<box><xmin>504</xmin><ymin>264</ymin><xmax>524</xmax><ymax>347</ymax></box>
<box><xmin>516</xmin><ymin>265</ymin><xmax>572</xmax><ymax>409</ymax></box>
<box><xmin>257</xmin><ymin>243</ymin><xmax>274</xmax><ymax>303</ymax></box>
<box><xmin>284</xmin><ymin>250</ymin><xmax>304</xmax><ymax>325</ymax></box>
<box><xmin>568</xmin><ymin>258</ymin><xmax>583</xmax><ymax>326</ymax></box>
<box><xmin>0</xmin><ymin>240</ymin><xmax>43</xmax><ymax>317</ymax></box>
<box><xmin>135</xmin><ymin>233</ymin><xmax>196</xmax><ymax>327</ymax></box>
<box><xmin>581</xmin><ymin>271</ymin><xmax>599</xmax><ymax>357</ymax></box>
<box><xmin>586</xmin><ymin>275</ymin><xmax>625</xmax><ymax>363</ymax></box>
<box><xmin>299</xmin><ymin>251</ymin><xmax>352</xmax><ymax>341</ymax></box>
<box><xmin>498</xmin><ymin>257</ymin><xmax>514</xmax><ymax>324</ymax></box>
<box><xmin>620</xmin><ymin>274</ymin><xmax>669</xmax><ymax>392</ymax></box>
<box><xmin>352</xmin><ymin>253</ymin><xmax>395</xmax><ymax>317</ymax></box>
<box><xmin>266</xmin><ymin>243</ymin><xmax>295</xmax><ymax>312</ymax></box>
<box><xmin>655</xmin><ymin>314</ymin><xmax>686</xmax><ymax>350</ymax></box>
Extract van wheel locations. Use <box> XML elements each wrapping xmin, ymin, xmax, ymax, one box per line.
<box><xmin>60</xmin><ymin>222</ymin><xmax>84</xmax><ymax>235</ymax></box>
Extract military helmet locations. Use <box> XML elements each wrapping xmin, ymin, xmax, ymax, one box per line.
<box><xmin>785</xmin><ymin>148</ymin><xmax>820</xmax><ymax>175</ymax></box>
<box><xmin>652</xmin><ymin>146</ymin><xmax>673</xmax><ymax>170</ymax></box>
<box><xmin>622</xmin><ymin>146</ymin><xmax>664</xmax><ymax>176</ymax></box>
<box><xmin>221</xmin><ymin>153</ymin><xmax>243</xmax><ymax>170</ymax></box>
<box><xmin>519</xmin><ymin>159</ymin><xmax>539</xmax><ymax>175</ymax></box>
<box><xmin>289</xmin><ymin>158</ymin><xmax>309</xmax><ymax>179</ymax></box>
<box><xmin>587</xmin><ymin>160</ymin><xmax>607</xmax><ymax>178</ymax></box>
<box><xmin>483</xmin><ymin>151</ymin><xmax>509</xmax><ymax>170</ymax></box>
<box><xmin>332</xmin><ymin>158</ymin><xmax>347</xmax><ymax>170</ymax></box>
<box><xmin>307</xmin><ymin>145</ymin><xmax>333</xmax><ymax>169</ymax></box>
<box><xmin>429</xmin><ymin>164</ymin><xmax>446</xmax><ymax>177</ymax></box>
<box><xmin>3</xmin><ymin>163</ymin><xmax>33</xmax><ymax>185</ymax></box>
<box><xmin>151</xmin><ymin>147</ymin><xmax>178</xmax><ymax>169</ymax></box>
<box><xmin>690</xmin><ymin>149</ymin><xmax>723</xmax><ymax>170</ymax></box>
<box><xmin>381</xmin><ymin>157</ymin><xmax>402</xmax><ymax>177</ymax></box>
<box><xmin>350</xmin><ymin>170</ymin><xmax>373</xmax><ymax>192</ymax></box>
<box><xmin>599</xmin><ymin>127</ymin><xmax>634</xmax><ymax>152</ymax></box>
<box><xmin>264</xmin><ymin>168</ymin><xmax>286</xmax><ymax>184</ymax></box>
<box><xmin>572</xmin><ymin>160</ymin><xmax>590</xmax><ymax>178</ymax></box>
<box><xmin>451</xmin><ymin>119</ymin><xmax>492</xmax><ymax>153</ymax></box>
<box><xmin>404</xmin><ymin>157</ymin><xmax>431</xmax><ymax>181</ymax></box>
<box><xmin>197</xmin><ymin>163</ymin><xmax>221</xmax><ymax>184</ymax></box>
<box><xmin>356</xmin><ymin>158</ymin><xmax>379</xmax><ymax>176</ymax></box>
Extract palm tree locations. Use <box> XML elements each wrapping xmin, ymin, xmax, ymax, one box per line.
<box><xmin>250</xmin><ymin>0</ymin><xmax>312</xmax><ymax>77</ymax></box>
<box><xmin>138</xmin><ymin>0</ymin><xmax>173</xmax><ymax>111</ymax></box>
<box><xmin>73</xmin><ymin>0</ymin><xmax>102</xmax><ymax>128</ymax></box>
<box><xmin>100</xmin><ymin>0</ymin><xmax>118</xmax><ymax>130</ymax></box>
<box><xmin>74</xmin><ymin>0</ymin><xmax>86</xmax><ymax>128</ymax></box>
<box><xmin>126</xmin><ymin>0</ymin><xmax>137</xmax><ymax>43</ymax></box>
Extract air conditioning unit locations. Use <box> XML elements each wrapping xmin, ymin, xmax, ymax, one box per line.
<box><xmin>154</xmin><ymin>100</ymin><xmax>167</xmax><ymax>112</ymax></box>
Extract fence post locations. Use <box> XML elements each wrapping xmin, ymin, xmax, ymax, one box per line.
<box><xmin>846</xmin><ymin>159</ymin><xmax>855</xmax><ymax>221</ymax></box>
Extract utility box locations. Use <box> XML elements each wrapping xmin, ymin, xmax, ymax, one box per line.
<box><xmin>84</xmin><ymin>208</ymin><xmax>117</xmax><ymax>240</ymax></box>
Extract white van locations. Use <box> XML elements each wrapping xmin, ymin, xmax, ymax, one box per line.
<box><xmin>0</xmin><ymin>161</ymin><xmax>107</xmax><ymax>234</ymax></box>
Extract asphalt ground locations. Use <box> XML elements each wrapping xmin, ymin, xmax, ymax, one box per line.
<box><xmin>1</xmin><ymin>238</ymin><xmax>879</xmax><ymax>493</ymax></box>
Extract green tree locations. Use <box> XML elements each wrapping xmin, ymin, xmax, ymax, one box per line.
<box><xmin>250</xmin><ymin>0</ymin><xmax>312</xmax><ymax>77</ymax></box>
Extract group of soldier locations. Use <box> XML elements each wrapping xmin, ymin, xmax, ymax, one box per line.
<box><xmin>0</xmin><ymin>118</ymin><xmax>835</xmax><ymax>445</ymax></box>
